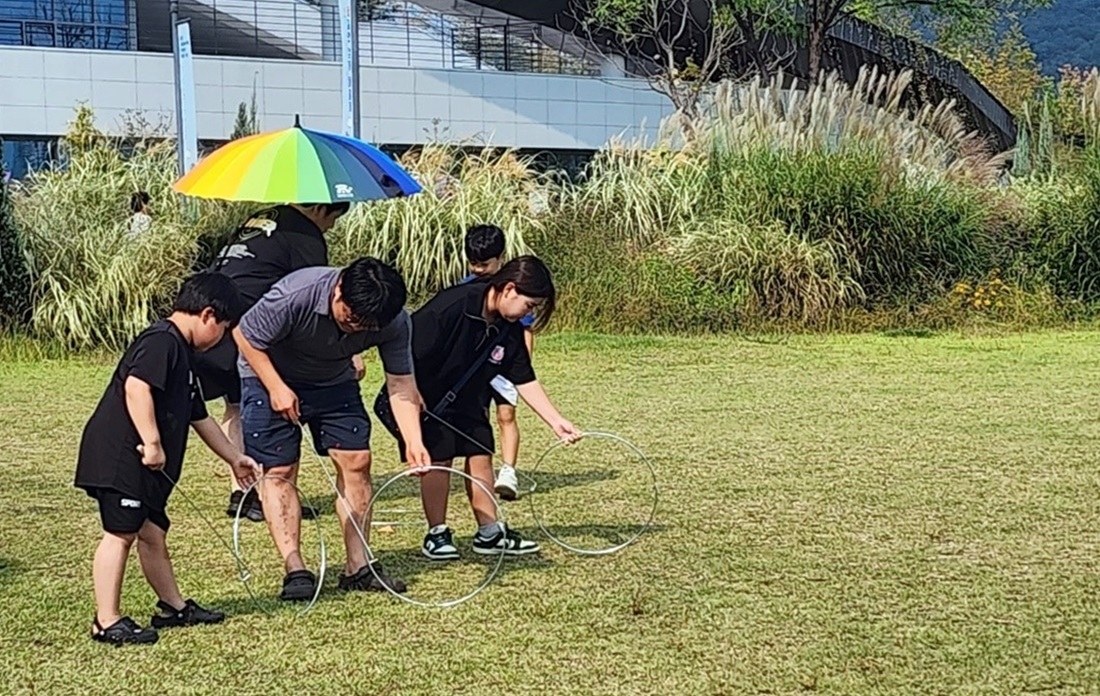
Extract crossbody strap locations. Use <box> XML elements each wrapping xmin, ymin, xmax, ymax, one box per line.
<box><xmin>430</xmin><ymin>323</ymin><xmax>514</xmax><ymax>415</ymax></box>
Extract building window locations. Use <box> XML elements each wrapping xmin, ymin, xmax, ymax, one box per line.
<box><xmin>0</xmin><ymin>0</ymin><xmax>129</xmax><ymax>50</ymax></box>
<box><xmin>1</xmin><ymin>138</ymin><xmax>59</xmax><ymax>181</ymax></box>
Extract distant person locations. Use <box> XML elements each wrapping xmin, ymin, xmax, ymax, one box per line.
<box><xmin>74</xmin><ymin>272</ymin><xmax>259</xmax><ymax>646</ymax></box>
<box><xmin>128</xmin><ymin>191</ymin><xmax>152</xmax><ymax>237</ymax></box>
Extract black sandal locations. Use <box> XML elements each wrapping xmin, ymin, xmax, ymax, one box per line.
<box><xmin>338</xmin><ymin>561</ymin><xmax>407</xmax><ymax>594</ymax></box>
<box><xmin>150</xmin><ymin>599</ymin><xmax>225</xmax><ymax>629</ymax></box>
<box><xmin>279</xmin><ymin>569</ymin><xmax>317</xmax><ymax>601</ymax></box>
<box><xmin>91</xmin><ymin>616</ymin><xmax>159</xmax><ymax>647</ymax></box>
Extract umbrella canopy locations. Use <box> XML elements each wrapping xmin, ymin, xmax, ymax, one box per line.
<box><xmin>172</xmin><ymin>117</ymin><xmax>422</xmax><ymax>203</ymax></box>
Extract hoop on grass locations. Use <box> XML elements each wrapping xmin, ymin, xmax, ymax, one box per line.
<box><xmin>232</xmin><ymin>472</ymin><xmax>327</xmax><ymax>617</ymax></box>
<box><xmin>528</xmin><ymin>431</ymin><xmax>658</xmax><ymax>556</ymax></box>
<box><xmin>365</xmin><ymin>464</ymin><xmax>507</xmax><ymax>608</ymax></box>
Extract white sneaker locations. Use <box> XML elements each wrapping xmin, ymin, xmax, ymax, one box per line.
<box><xmin>422</xmin><ymin>525</ymin><xmax>460</xmax><ymax>561</ymax></box>
<box><xmin>494</xmin><ymin>465</ymin><xmax>519</xmax><ymax>501</ymax></box>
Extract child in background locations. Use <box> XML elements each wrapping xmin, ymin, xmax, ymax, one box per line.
<box><xmin>460</xmin><ymin>224</ymin><xmax>535</xmax><ymax>500</ymax></box>
<box><xmin>74</xmin><ymin>273</ymin><xmax>260</xmax><ymax>646</ymax></box>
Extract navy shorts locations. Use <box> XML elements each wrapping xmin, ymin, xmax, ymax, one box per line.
<box><xmin>88</xmin><ymin>487</ymin><xmax>170</xmax><ymax>535</ymax></box>
<box><xmin>241</xmin><ymin>378</ymin><xmax>371</xmax><ymax>468</ymax></box>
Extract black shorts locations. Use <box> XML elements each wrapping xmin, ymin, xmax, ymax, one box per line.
<box><xmin>193</xmin><ymin>333</ymin><xmax>241</xmax><ymax>404</ymax></box>
<box><xmin>88</xmin><ymin>487</ymin><xmax>170</xmax><ymax>534</ymax></box>
<box><xmin>373</xmin><ymin>388</ymin><xmax>494</xmax><ymax>462</ymax></box>
<box><xmin>241</xmin><ymin>378</ymin><xmax>371</xmax><ymax>467</ymax></box>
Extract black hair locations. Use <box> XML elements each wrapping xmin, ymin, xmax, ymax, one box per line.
<box><xmin>301</xmin><ymin>201</ymin><xmax>351</xmax><ymax>217</ymax></box>
<box><xmin>130</xmin><ymin>191</ymin><xmax>150</xmax><ymax>214</ymax></box>
<box><xmin>172</xmin><ymin>272</ymin><xmax>244</xmax><ymax>325</ymax></box>
<box><xmin>487</xmin><ymin>255</ymin><xmax>555</xmax><ymax>332</ymax></box>
<box><xmin>339</xmin><ymin>257</ymin><xmax>407</xmax><ymax>330</ymax></box>
<box><xmin>464</xmin><ymin>224</ymin><xmax>506</xmax><ymax>264</ymax></box>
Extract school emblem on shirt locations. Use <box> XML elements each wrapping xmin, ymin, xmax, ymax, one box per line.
<box><xmin>490</xmin><ymin>345</ymin><xmax>505</xmax><ymax>364</ymax></box>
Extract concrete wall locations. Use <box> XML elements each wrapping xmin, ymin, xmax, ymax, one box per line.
<box><xmin>0</xmin><ymin>46</ymin><xmax>672</xmax><ymax>149</ymax></box>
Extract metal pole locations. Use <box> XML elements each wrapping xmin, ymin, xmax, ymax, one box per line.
<box><xmin>170</xmin><ymin>0</ymin><xmax>184</xmax><ymax>176</ymax></box>
<box><xmin>351</xmin><ymin>0</ymin><xmax>360</xmax><ymax>138</ymax></box>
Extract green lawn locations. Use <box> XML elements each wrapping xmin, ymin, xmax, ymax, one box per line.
<box><xmin>2</xmin><ymin>331</ymin><xmax>1099</xmax><ymax>695</ymax></box>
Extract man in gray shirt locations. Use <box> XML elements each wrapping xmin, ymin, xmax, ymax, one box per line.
<box><xmin>233</xmin><ymin>258</ymin><xmax>430</xmax><ymax>600</ymax></box>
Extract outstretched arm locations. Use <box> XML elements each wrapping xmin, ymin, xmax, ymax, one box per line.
<box><xmin>516</xmin><ymin>380</ymin><xmax>581</xmax><ymax>443</ymax></box>
<box><xmin>191</xmin><ymin>417</ymin><xmax>261</xmax><ymax>489</ymax></box>
<box><xmin>385</xmin><ymin>372</ymin><xmax>431</xmax><ymax>469</ymax></box>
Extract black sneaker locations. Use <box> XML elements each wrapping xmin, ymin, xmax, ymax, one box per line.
<box><xmin>472</xmin><ymin>523</ymin><xmax>540</xmax><ymax>556</ymax></box>
<box><xmin>421</xmin><ymin>525</ymin><xmax>460</xmax><ymax>561</ymax></box>
<box><xmin>150</xmin><ymin>599</ymin><xmax>225</xmax><ymax>629</ymax></box>
<box><xmin>91</xmin><ymin>616</ymin><xmax>159</xmax><ymax>647</ymax></box>
<box><xmin>226</xmin><ymin>490</ymin><xmax>264</xmax><ymax>523</ymax></box>
<box><xmin>338</xmin><ymin>561</ymin><xmax>407</xmax><ymax>593</ymax></box>
<box><xmin>279</xmin><ymin>569</ymin><xmax>318</xmax><ymax>602</ymax></box>
<box><xmin>300</xmin><ymin>500</ymin><xmax>319</xmax><ymax>520</ymax></box>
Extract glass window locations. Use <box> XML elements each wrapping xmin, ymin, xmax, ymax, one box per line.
<box><xmin>54</xmin><ymin>0</ymin><xmax>91</xmax><ymax>23</ymax></box>
<box><xmin>95</xmin><ymin>25</ymin><xmax>125</xmax><ymax>50</ymax></box>
<box><xmin>0</xmin><ymin>0</ymin><xmax>50</xmax><ymax>21</ymax></box>
<box><xmin>0</xmin><ymin>0</ymin><xmax>128</xmax><ymax>49</ymax></box>
<box><xmin>0</xmin><ymin>21</ymin><xmax>21</xmax><ymax>44</ymax></box>
<box><xmin>56</xmin><ymin>23</ymin><xmax>92</xmax><ymax>48</ymax></box>
<box><xmin>2</xmin><ymin>139</ymin><xmax>58</xmax><ymax>181</ymax></box>
<box><xmin>26</xmin><ymin>21</ymin><xmax>53</xmax><ymax>46</ymax></box>
<box><xmin>93</xmin><ymin>0</ymin><xmax>126</xmax><ymax>26</ymax></box>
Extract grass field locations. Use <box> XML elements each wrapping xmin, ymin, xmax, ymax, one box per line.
<box><xmin>2</xmin><ymin>331</ymin><xmax>1100</xmax><ymax>695</ymax></box>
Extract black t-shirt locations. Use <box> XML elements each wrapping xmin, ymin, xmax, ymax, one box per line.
<box><xmin>210</xmin><ymin>205</ymin><xmax>328</xmax><ymax>307</ymax></box>
<box><xmin>409</xmin><ymin>280</ymin><xmax>536</xmax><ymax>417</ymax></box>
<box><xmin>74</xmin><ymin>320</ymin><xmax>209</xmax><ymax>511</ymax></box>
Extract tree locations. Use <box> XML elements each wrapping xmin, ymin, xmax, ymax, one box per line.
<box><xmin>576</xmin><ymin>0</ymin><xmax>796</xmax><ymax>134</ymax></box>
<box><xmin>833</xmin><ymin>0</ymin><xmax>1053</xmax><ymax>82</ymax></box>
<box><xmin>230</xmin><ymin>86</ymin><xmax>260</xmax><ymax>140</ymax></box>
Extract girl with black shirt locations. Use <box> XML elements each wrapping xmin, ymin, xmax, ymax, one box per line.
<box><xmin>376</xmin><ymin>256</ymin><xmax>581</xmax><ymax>559</ymax></box>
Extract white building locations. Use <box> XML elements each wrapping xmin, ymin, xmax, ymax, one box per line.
<box><xmin>0</xmin><ymin>0</ymin><xmax>673</xmax><ymax>178</ymax></box>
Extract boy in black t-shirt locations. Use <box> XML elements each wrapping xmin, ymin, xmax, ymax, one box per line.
<box><xmin>74</xmin><ymin>273</ymin><xmax>261</xmax><ymax>647</ymax></box>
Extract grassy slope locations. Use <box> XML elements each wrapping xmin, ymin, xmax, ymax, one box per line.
<box><xmin>1</xmin><ymin>331</ymin><xmax>1099</xmax><ymax>694</ymax></box>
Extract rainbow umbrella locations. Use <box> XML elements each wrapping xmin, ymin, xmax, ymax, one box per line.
<box><xmin>172</xmin><ymin>117</ymin><xmax>422</xmax><ymax>203</ymax></box>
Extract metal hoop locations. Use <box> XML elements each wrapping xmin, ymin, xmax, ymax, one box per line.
<box><xmin>365</xmin><ymin>464</ymin><xmax>507</xmax><ymax>608</ymax></box>
<box><xmin>233</xmin><ymin>472</ymin><xmax>327</xmax><ymax>617</ymax></box>
<box><xmin>528</xmin><ymin>431</ymin><xmax>659</xmax><ymax>556</ymax></box>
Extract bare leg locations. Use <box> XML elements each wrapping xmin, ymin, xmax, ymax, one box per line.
<box><xmin>497</xmin><ymin>404</ymin><xmax>519</xmax><ymax>467</ymax></box>
<box><xmin>464</xmin><ymin>455</ymin><xmax>497</xmax><ymax>526</ymax></box>
<box><xmin>92</xmin><ymin>532</ymin><xmax>135</xmax><ymax>631</ymax></box>
<box><xmin>222</xmin><ymin>401</ymin><xmax>243</xmax><ymax>493</ymax></box>
<box><xmin>260</xmin><ymin>463</ymin><xmax>304</xmax><ymax>573</ymax></box>
<box><xmin>421</xmin><ymin>459</ymin><xmax>454</xmax><ymax>528</ymax></box>
<box><xmin>328</xmin><ymin>449</ymin><xmax>373</xmax><ymax>573</ymax></box>
<box><xmin>136</xmin><ymin>520</ymin><xmax>185</xmax><ymax>610</ymax></box>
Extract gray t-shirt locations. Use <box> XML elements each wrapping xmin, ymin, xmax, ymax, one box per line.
<box><xmin>236</xmin><ymin>266</ymin><xmax>413</xmax><ymax>387</ymax></box>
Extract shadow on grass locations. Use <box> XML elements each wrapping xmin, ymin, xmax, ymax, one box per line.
<box><xmin>0</xmin><ymin>556</ymin><xmax>19</xmax><ymax>587</ymax></box>
<box><xmin>211</xmin><ymin>545</ymin><xmax>553</xmax><ymax>618</ymax></box>
<box><xmin>534</xmin><ymin>523</ymin><xmax>670</xmax><ymax>551</ymax></box>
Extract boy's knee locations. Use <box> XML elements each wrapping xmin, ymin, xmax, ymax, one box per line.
<box><xmin>496</xmin><ymin>406</ymin><xmax>516</xmax><ymax>426</ymax></box>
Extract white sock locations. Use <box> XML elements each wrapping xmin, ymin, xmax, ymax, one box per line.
<box><xmin>476</xmin><ymin>522</ymin><xmax>501</xmax><ymax>540</ymax></box>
